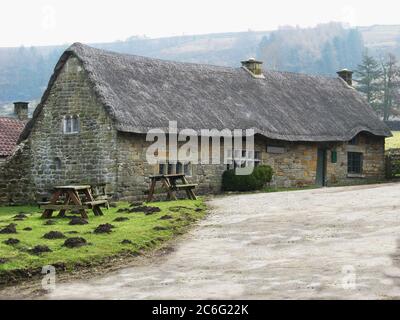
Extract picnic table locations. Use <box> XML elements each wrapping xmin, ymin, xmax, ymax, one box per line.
<box><xmin>147</xmin><ymin>174</ymin><xmax>197</xmax><ymax>202</ymax></box>
<box><xmin>41</xmin><ymin>185</ymin><xmax>108</xmax><ymax>219</ymax></box>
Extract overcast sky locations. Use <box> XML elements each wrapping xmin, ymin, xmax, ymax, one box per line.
<box><xmin>0</xmin><ymin>0</ymin><xmax>399</xmax><ymax>47</ymax></box>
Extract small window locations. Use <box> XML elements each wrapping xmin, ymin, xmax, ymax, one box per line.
<box><xmin>331</xmin><ymin>150</ymin><xmax>337</xmax><ymax>163</ymax></box>
<box><xmin>176</xmin><ymin>162</ymin><xmax>183</xmax><ymax>174</ymax></box>
<box><xmin>63</xmin><ymin>115</ymin><xmax>80</xmax><ymax>134</ymax></box>
<box><xmin>226</xmin><ymin>149</ymin><xmax>261</xmax><ymax>170</ymax></box>
<box><xmin>54</xmin><ymin>157</ymin><xmax>62</xmax><ymax>170</ymax></box>
<box><xmin>159</xmin><ymin>163</ymin><xmax>166</xmax><ymax>175</ymax></box>
<box><xmin>348</xmin><ymin>136</ymin><xmax>358</xmax><ymax>145</ymax></box>
<box><xmin>168</xmin><ymin>163</ymin><xmax>175</xmax><ymax>174</ymax></box>
<box><xmin>184</xmin><ymin>163</ymin><xmax>192</xmax><ymax>176</ymax></box>
<box><xmin>347</xmin><ymin>152</ymin><xmax>363</xmax><ymax>174</ymax></box>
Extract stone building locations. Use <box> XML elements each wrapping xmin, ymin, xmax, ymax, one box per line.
<box><xmin>0</xmin><ymin>43</ymin><xmax>392</xmax><ymax>202</ymax></box>
<box><xmin>0</xmin><ymin>102</ymin><xmax>29</xmax><ymax>163</ymax></box>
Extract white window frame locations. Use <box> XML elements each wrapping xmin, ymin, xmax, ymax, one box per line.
<box><xmin>158</xmin><ymin>161</ymin><xmax>192</xmax><ymax>177</ymax></box>
<box><xmin>226</xmin><ymin>149</ymin><xmax>261</xmax><ymax>170</ymax></box>
<box><xmin>63</xmin><ymin>115</ymin><xmax>80</xmax><ymax>134</ymax></box>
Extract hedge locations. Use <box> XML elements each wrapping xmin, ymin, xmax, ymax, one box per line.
<box><xmin>222</xmin><ymin>165</ymin><xmax>273</xmax><ymax>192</ymax></box>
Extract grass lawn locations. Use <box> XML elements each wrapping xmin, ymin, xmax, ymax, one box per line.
<box><xmin>0</xmin><ymin>199</ymin><xmax>206</xmax><ymax>285</ymax></box>
<box><xmin>386</xmin><ymin>131</ymin><xmax>400</xmax><ymax>150</ymax></box>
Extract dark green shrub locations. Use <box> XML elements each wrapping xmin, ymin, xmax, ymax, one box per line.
<box><xmin>222</xmin><ymin>165</ymin><xmax>273</xmax><ymax>192</ymax></box>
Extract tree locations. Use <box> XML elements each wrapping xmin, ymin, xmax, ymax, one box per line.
<box><xmin>354</xmin><ymin>51</ymin><xmax>382</xmax><ymax>111</ymax></box>
<box><xmin>381</xmin><ymin>54</ymin><xmax>400</xmax><ymax>120</ymax></box>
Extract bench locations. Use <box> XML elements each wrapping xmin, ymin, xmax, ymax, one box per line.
<box><xmin>84</xmin><ymin>200</ymin><xmax>109</xmax><ymax>207</ymax></box>
<box><xmin>172</xmin><ymin>184</ymin><xmax>198</xmax><ymax>190</ymax></box>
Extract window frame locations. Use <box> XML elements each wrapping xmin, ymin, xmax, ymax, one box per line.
<box><xmin>347</xmin><ymin>152</ymin><xmax>363</xmax><ymax>174</ymax></box>
<box><xmin>63</xmin><ymin>115</ymin><xmax>80</xmax><ymax>134</ymax></box>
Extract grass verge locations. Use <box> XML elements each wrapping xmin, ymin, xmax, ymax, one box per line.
<box><xmin>0</xmin><ymin>199</ymin><xmax>206</xmax><ymax>286</ymax></box>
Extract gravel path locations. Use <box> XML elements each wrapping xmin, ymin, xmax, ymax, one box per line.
<box><xmin>4</xmin><ymin>183</ymin><xmax>400</xmax><ymax>299</ymax></box>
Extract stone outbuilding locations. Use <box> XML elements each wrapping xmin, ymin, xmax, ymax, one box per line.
<box><xmin>1</xmin><ymin>43</ymin><xmax>392</xmax><ymax>202</ymax></box>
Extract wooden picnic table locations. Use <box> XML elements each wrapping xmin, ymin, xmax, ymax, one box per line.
<box><xmin>147</xmin><ymin>173</ymin><xmax>197</xmax><ymax>202</ymax></box>
<box><xmin>41</xmin><ymin>185</ymin><xmax>108</xmax><ymax>219</ymax></box>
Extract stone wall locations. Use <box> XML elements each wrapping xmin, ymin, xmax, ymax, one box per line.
<box><xmin>0</xmin><ymin>142</ymin><xmax>34</xmax><ymax>204</ymax></box>
<box><xmin>28</xmin><ymin>56</ymin><xmax>118</xmax><ymax>198</ymax></box>
<box><xmin>115</xmin><ymin>133</ymin><xmax>226</xmax><ymax>200</ymax></box>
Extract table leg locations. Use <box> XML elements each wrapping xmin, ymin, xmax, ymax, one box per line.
<box><xmin>41</xmin><ymin>190</ymin><xmax>61</xmax><ymax>219</ymax></box>
<box><xmin>68</xmin><ymin>190</ymin><xmax>88</xmax><ymax>219</ymax></box>
<box><xmin>164</xmin><ymin>178</ymin><xmax>177</xmax><ymax>201</ymax></box>
<box><xmin>147</xmin><ymin>180</ymin><xmax>156</xmax><ymax>202</ymax></box>
<box><xmin>182</xmin><ymin>176</ymin><xmax>197</xmax><ymax>200</ymax></box>
<box><xmin>57</xmin><ymin>193</ymin><xmax>71</xmax><ymax>217</ymax></box>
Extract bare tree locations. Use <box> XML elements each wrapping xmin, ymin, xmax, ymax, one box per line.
<box><xmin>381</xmin><ymin>54</ymin><xmax>400</xmax><ymax>121</ymax></box>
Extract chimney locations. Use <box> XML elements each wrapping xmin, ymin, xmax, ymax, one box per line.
<box><xmin>13</xmin><ymin>102</ymin><xmax>29</xmax><ymax>121</ymax></box>
<box><xmin>337</xmin><ymin>69</ymin><xmax>353</xmax><ymax>86</ymax></box>
<box><xmin>241</xmin><ymin>58</ymin><xmax>264</xmax><ymax>78</ymax></box>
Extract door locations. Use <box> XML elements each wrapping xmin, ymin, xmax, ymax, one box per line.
<box><xmin>316</xmin><ymin>148</ymin><xmax>327</xmax><ymax>186</ymax></box>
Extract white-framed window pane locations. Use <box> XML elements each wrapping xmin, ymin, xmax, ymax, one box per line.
<box><xmin>184</xmin><ymin>163</ymin><xmax>192</xmax><ymax>176</ymax></box>
<box><xmin>72</xmin><ymin>117</ymin><xmax>80</xmax><ymax>133</ymax></box>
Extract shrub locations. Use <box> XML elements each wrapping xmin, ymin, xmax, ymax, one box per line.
<box><xmin>222</xmin><ymin>165</ymin><xmax>273</xmax><ymax>192</ymax></box>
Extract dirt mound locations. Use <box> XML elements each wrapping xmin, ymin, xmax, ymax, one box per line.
<box><xmin>169</xmin><ymin>206</ymin><xmax>191</xmax><ymax>212</ymax></box>
<box><xmin>64</xmin><ymin>237</ymin><xmax>87</xmax><ymax>248</ymax></box>
<box><xmin>29</xmin><ymin>245</ymin><xmax>52</xmax><ymax>255</ymax></box>
<box><xmin>66</xmin><ymin>231</ymin><xmax>78</xmax><ymax>234</ymax></box>
<box><xmin>69</xmin><ymin>217</ymin><xmax>88</xmax><ymax>225</ymax></box>
<box><xmin>3</xmin><ymin>238</ymin><xmax>20</xmax><ymax>245</ymax></box>
<box><xmin>109</xmin><ymin>202</ymin><xmax>118</xmax><ymax>208</ymax></box>
<box><xmin>0</xmin><ymin>223</ymin><xmax>17</xmax><ymax>234</ymax></box>
<box><xmin>195</xmin><ymin>208</ymin><xmax>203</xmax><ymax>212</ymax></box>
<box><xmin>23</xmin><ymin>227</ymin><xmax>32</xmax><ymax>231</ymax></box>
<box><xmin>129</xmin><ymin>206</ymin><xmax>161</xmax><ymax>215</ymax></box>
<box><xmin>0</xmin><ymin>258</ymin><xmax>8</xmax><ymax>264</ymax></box>
<box><xmin>94</xmin><ymin>223</ymin><xmax>115</xmax><ymax>234</ymax></box>
<box><xmin>153</xmin><ymin>226</ymin><xmax>169</xmax><ymax>231</ymax></box>
<box><xmin>13</xmin><ymin>213</ymin><xmax>28</xmax><ymax>221</ymax></box>
<box><xmin>130</xmin><ymin>201</ymin><xmax>143</xmax><ymax>207</ymax></box>
<box><xmin>44</xmin><ymin>220</ymin><xmax>56</xmax><ymax>226</ymax></box>
<box><xmin>43</xmin><ymin>231</ymin><xmax>66</xmax><ymax>239</ymax></box>
<box><xmin>113</xmin><ymin>217</ymin><xmax>129</xmax><ymax>222</ymax></box>
<box><xmin>159</xmin><ymin>215</ymin><xmax>173</xmax><ymax>220</ymax></box>
<box><xmin>121</xmin><ymin>239</ymin><xmax>133</xmax><ymax>245</ymax></box>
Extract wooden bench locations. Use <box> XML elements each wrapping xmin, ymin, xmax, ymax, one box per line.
<box><xmin>172</xmin><ymin>184</ymin><xmax>198</xmax><ymax>190</ymax></box>
<box><xmin>147</xmin><ymin>174</ymin><xmax>197</xmax><ymax>201</ymax></box>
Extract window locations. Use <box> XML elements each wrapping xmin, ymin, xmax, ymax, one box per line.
<box><xmin>159</xmin><ymin>163</ymin><xmax>166</xmax><ymax>174</ymax></box>
<box><xmin>54</xmin><ymin>157</ymin><xmax>62</xmax><ymax>170</ymax></box>
<box><xmin>158</xmin><ymin>161</ymin><xmax>192</xmax><ymax>176</ymax></box>
<box><xmin>331</xmin><ymin>150</ymin><xmax>337</xmax><ymax>163</ymax></box>
<box><xmin>348</xmin><ymin>136</ymin><xmax>358</xmax><ymax>145</ymax></box>
<box><xmin>63</xmin><ymin>115</ymin><xmax>80</xmax><ymax>134</ymax></box>
<box><xmin>347</xmin><ymin>152</ymin><xmax>363</xmax><ymax>174</ymax></box>
<box><xmin>226</xmin><ymin>149</ymin><xmax>261</xmax><ymax>170</ymax></box>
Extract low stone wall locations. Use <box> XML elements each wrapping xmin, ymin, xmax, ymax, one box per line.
<box><xmin>0</xmin><ymin>142</ymin><xmax>35</xmax><ymax>204</ymax></box>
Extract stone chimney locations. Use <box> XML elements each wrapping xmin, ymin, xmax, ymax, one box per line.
<box><xmin>13</xmin><ymin>102</ymin><xmax>29</xmax><ymax>121</ymax></box>
<box><xmin>337</xmin><ymin>69</ymin><xmax>353</xmax><ymax>86</ymax></box>
<box><xmin>241</xmin><ymin>58</ymin><xmax>264</xmax><ymax>78</ymax></box>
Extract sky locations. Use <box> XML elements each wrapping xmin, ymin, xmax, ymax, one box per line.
<box><xmin>0</xmin><ymin>0</ymin><xmax>399</xmax><ymax>47</ymax></box>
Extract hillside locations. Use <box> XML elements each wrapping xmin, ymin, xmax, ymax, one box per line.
<box><xmin>1</xmin><ymin>24</ymin><xmax>400</xmax><ymax>116</ymax></box>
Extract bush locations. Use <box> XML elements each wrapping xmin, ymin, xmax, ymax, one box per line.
<box><xmin>222</xmin><ymin>165</ymin><xmax>273</xmax><ymax>192</ymax></box>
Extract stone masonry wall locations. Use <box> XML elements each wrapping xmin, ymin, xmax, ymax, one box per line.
<box><xmin>28</xmin><ymin>56</ymin><xmax>118</xmax><ymax>198</ymax></box>
<box><xmin>0</xmin><ymin>142</ymin><xmax>35</xmax><ymax>204</ymax></box>
<box><xmin>114</xmin><ymin>132</ymin><xmax>385</xmax><ymax>200</ymax></box>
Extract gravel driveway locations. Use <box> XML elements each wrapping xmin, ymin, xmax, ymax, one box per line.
<box><xmin>6</xmin><ymin>183</ymin><xmax>400</xmax><ymax>299</ymax></box>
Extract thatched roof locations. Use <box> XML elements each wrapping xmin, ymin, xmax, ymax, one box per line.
<box><xmin>20</xmin><ymin>43</ymin><xmax>391</xmax><ymax>142</ymax></box>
